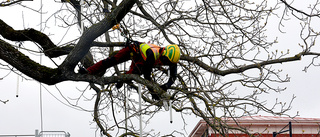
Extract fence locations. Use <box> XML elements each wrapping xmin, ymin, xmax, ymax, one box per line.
<box><xmin>0</xmin><ymin>130</ymin><xmax>70</xmax><ymax>137</ymax></box>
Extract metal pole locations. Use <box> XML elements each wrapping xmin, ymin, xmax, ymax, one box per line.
<box><xmin>138</xmin><ymin>84</ymin><xmax>143</xmax><ymax>136</ymax></box>
<box><xmin>35</xmin><ymin>129</ymin><xmax>39</xmax><ymax>137</ymax></box>
<box><xmin>169</xmin><ymin>101</ymin><xmax>172</xmax><ymax>123</ymax></box>
<box><xmin>289</xmin><ymin>122</ymin><xmax>292</xmax><ymax>137</ymax></box>
<box><xmin>80</xmin><ymin>0</ymin><xmax>84</xmax><ymax>33</ymax></box>
<box><xmin>273</xmin><ymin>132</ymin><xmax>277</xmax><ymax>137</ymax></box>
<box><xmin>168</xmin><ymin>70</ymin><xmax>173</xmax><ymax>123</ymax></box>
<box><xmin>16</xmin><ymin>74</ymin><xmax>19</xmax><ymax>97</ymax></box>
<box><xmin>124</xmin><ymin>62</ymin><xmax>128</xmax><ymax>135</ymax></box>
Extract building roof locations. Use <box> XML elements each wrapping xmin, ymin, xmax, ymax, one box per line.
<box><xmin>233</xmin><ymin>116</ymin><xmax>320</xmax><ymax>122</ymax></box>
<box><xmin>226</xmin><ymin>116</ymin><xmax>320</xmax><ymax>125</ymax></box>
<box><xmin>189</xmin><ymin>116</ymin><xmax>320</xmax><ymax>137</ymax></box>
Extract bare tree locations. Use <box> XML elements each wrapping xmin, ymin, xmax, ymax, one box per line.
<box><xmin>1</xmin><ymin>0</ymin><xmax>320</xmax><ymax>136</ymax></box>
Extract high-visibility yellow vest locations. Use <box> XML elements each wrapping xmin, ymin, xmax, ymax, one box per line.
<box><xmin>139</xmin><ymin>43</ymin><xmax>161</xmax><ymax>61</ymax></box>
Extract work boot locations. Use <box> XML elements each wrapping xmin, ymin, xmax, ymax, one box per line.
<box><xmin>78</xmin><ymin>67</ymin><xmax>88</xmax><ymax>74</ymax></box>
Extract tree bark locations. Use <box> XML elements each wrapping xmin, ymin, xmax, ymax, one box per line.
<box><xmin>0</xmin><ymin>19</ymin><xmax>73</xmax><ymax>58</ymax></box>
<box><xmin>0</xmin><ymin>39</ymin><xmax>62</xmax><ymax>84</ymax></box>
<box><xmin>60</xmin><ymin>0</ymin><xmax>136</xmax><ymax>72</ymax></box>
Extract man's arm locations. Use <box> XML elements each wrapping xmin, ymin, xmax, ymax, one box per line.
<box><xmin>161</xmin><ymin>64</ymin><xmax>177</xmax><ymax>90</ymax></box>
<box><xmin>143</xmin><ymin>49</ymin><xmax>178</xmax><ymax>91</ymax></box>
<box><xmin>143</xmin><ymin>49</ymin><xmax>155</xmax><ymax>81</ymax></box>
<box><xmin>143</xmin><ymin>49</ymin><xmax>162</xmax><ymax>100</ymax></box>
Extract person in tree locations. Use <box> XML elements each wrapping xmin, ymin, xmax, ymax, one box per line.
<box><xmin>79</xmin><ymin>41</ymin><xmax>181</xmax><ymax>100</ymax></box>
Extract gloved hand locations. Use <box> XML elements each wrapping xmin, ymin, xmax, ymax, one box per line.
<box><xmin>116</xmin><ymin>82</ymin><xmax>123</xmax><ymax>89</ymax></box>
<box><xmin>78</xmin><ymin>67</ymin><xmax>88</xmax><ymax>74</ymax></box>
<box><xmin>151</xmin><ymin>93</ymin><xmax>160</xmax><ymax>100</ymax></box>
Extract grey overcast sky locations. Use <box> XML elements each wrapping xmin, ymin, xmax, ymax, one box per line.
<box><xmin>1</xmin><ymin>0</ymin><xmax>320</xmax><ymax>137</ymax></box>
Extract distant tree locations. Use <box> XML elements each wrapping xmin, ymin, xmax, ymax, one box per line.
<box><xmin>1</xmin><ymin>0</ymin><xmax>320</xmax><ymax>136</ymax></box>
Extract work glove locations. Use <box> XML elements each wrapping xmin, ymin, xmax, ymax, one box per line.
<box><xmin>151</xmin><ymin>93</ymin><xmax>161</xmax><ymax>100</ymax></box>
<box><xmin>78</xmin><ymin>67</ymin><xmax>88</xmax><ymax>74</ymax></box>
<box><xmin>116</xmin><ymin>82</ymin><xmax>124</xmax><ymax>89</ymax></box>
<box><xmin>149</xmin><ymin>84</ymin><xmax>169</xmax><ymax>100</ymax></box>
<box><xmin>160</xmin><ymin>84</ymin><xmax>176</xmax><ymax>100</ymax></box>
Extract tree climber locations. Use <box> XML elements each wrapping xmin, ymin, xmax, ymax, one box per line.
<box><xmin>79</xmin><ymin>41</ymin><xmax>181</xmax><ymax>100</ymax></box>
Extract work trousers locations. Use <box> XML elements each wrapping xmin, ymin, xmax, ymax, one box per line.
<box><xmin>87</xmin><ymin>45</ymin><xmax>144</xmax><ymax>75</ymax></box>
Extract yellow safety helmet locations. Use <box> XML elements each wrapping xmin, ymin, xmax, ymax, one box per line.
<box><xmin>162</xmin><ymin>44</ymin><xmax>181</xmax><ymax>64</ymax></box>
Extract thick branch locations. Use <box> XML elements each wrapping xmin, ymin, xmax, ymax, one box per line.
<box><xmin>91</xmin><ymin>41</ymin><xmax>126</xmax><ymax>47</ymax></box>
<box><xmin>0</xmin><ymin>39</ymin><xmax>147</xmax><ymax>86</ymax></box>
<box><xmin>0</xmin><ymin>39</ymin><xmax>63</xmax><ymax>84</ymax></box>
<box><xmin>60</xmin><ymin>0</ymin><xmax>136</xmax><ymax>72</ymax></box>
<box><xmin>0</xmin><ymin>19</ymin><xmax>73</xmax><ymax>58</ymax></box>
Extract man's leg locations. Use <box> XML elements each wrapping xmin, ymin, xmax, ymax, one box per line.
<box><xmin>86</xmin><ymin>47</ymin><xmax>131</xmax><ymax>75</ymax></box>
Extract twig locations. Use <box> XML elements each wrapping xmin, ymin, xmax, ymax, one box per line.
<box><xmin>0</xmin><ymin>99</ymin><xmax>9</xmax><ymax>104</ymax></box>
